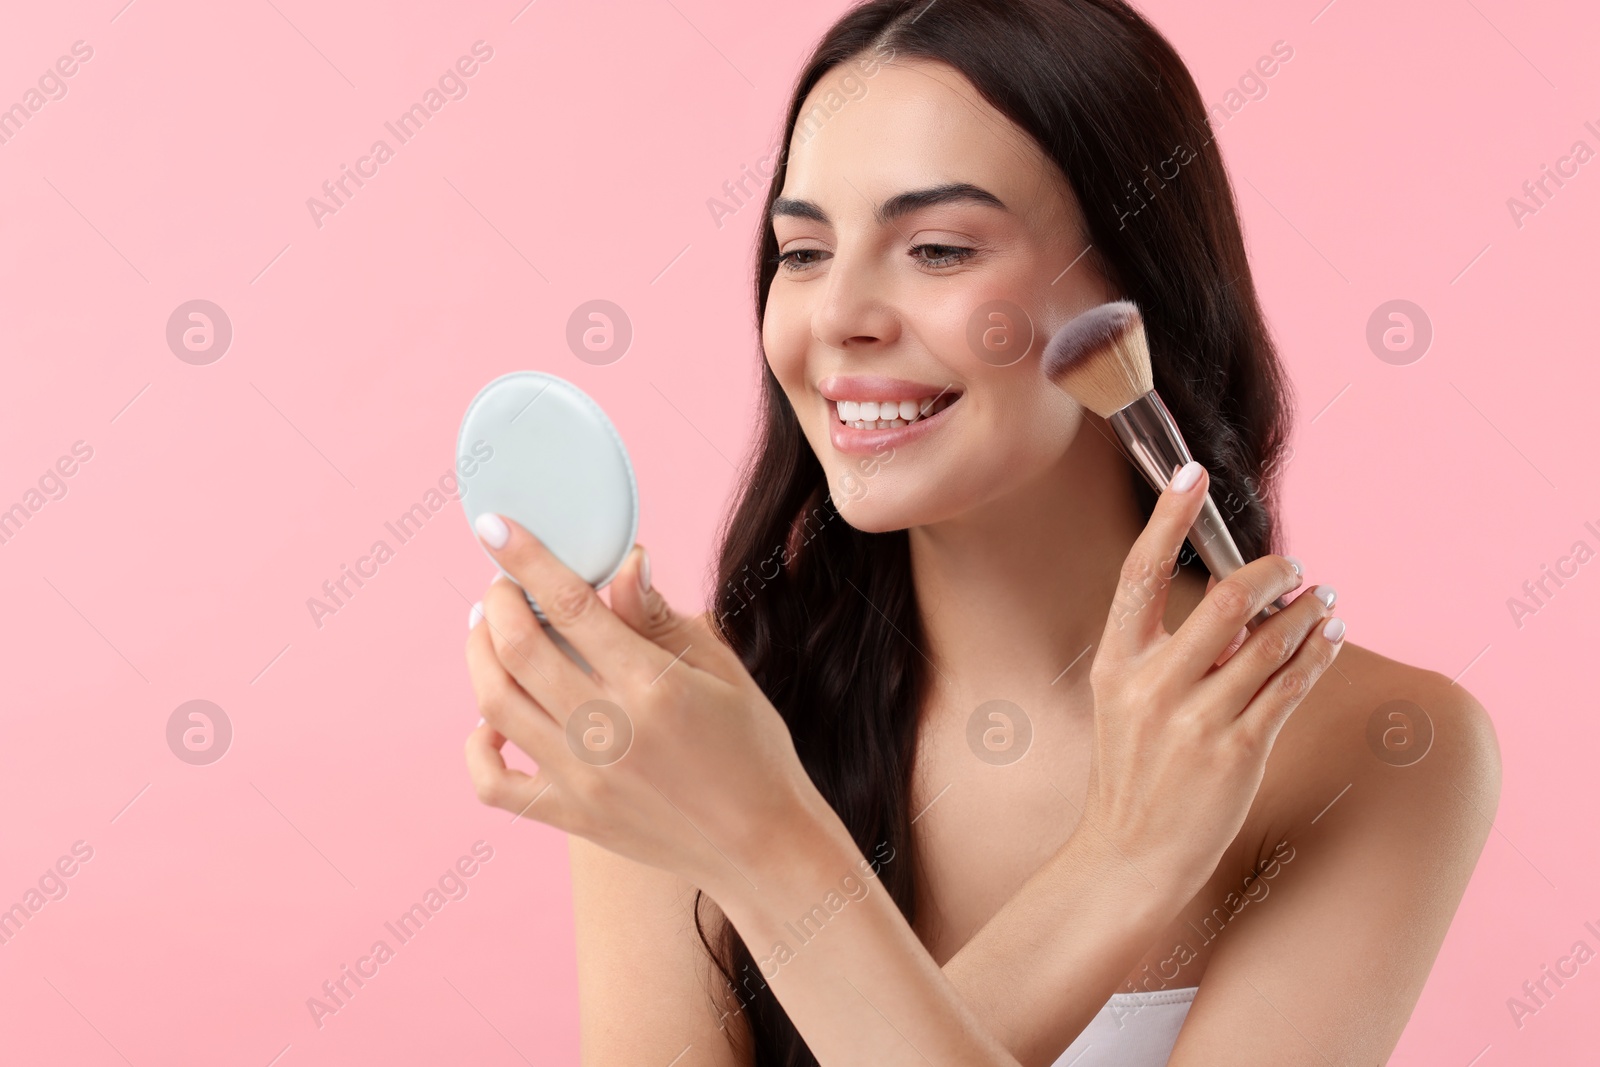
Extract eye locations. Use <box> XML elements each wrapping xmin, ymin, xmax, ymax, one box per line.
<box><xmin>771</xmin><ymin>243</ymin><xmax>978</xmax><ymax>274</ymax></box>
<box><xmin>774</xmin><ymin>248</ymin><xmax>829</xmax><ymax>273</ymax></box>
<box><xmin>911</xmin><ymin>243</ymin><xmax>976</xmax><ymax>269</ymax></box>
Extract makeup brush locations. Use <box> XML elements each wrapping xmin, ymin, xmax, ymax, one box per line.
<box><xmin>1042</xmin><ymin>300</ymin><xmax>1287</xmax><ymax>628</ymax></box>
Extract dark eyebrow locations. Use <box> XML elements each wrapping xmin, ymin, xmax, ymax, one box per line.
<box><xmin>769</xmin><ymin>182</ymin><xmax>1007</xmax><ymax>227</ymax></box>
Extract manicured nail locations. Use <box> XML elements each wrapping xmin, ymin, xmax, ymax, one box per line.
<box><xmin>475</xmin><ymin>512</ymin><xmax>509</xmax><ymax>549</ymax></box>
<box><xmin>1322</xmin><ymin>617</ymin><xmax>1346</xmax><ymax>643</ymax></box>
<box><xmin>1170</xmin><ymin>460</ymin><xmax>1203</xmax><ymax>492</ymax></box>
<box><xmin>468</xmin><ymin>601</ymin><xmax>484</xmax><ymax>630</ymax></box>
<box><xmin>1312</xmin><ymin>584</ymin><xmax>1337</xmax><ymax>609</ymax></box>
<box><xmin>637</xmin><ymin>546</ymin><xmax>652</xmax><ymax>593</ymax></box>
<box><xmin>1285</xmin><ymin>555</ymin><xmax>1303</xmax><ymax>577</ymax></box>
<box><xmin>476</xmin><ymin>717</ymin><xmax>485</xmax><ymax>728</ymax></box>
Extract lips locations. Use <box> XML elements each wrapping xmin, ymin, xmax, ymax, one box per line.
<box><xmin>817</xmin><ymin>375</ymin><xmax>962</xmax><ymax>404</ymax></box>
<box><xmin>818</xmin><ymin>375</ymin><xmax>964</xmax><ymax>456</ymax></box>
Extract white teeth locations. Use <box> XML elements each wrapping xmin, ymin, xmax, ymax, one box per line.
<box><xmin>833</xmin><ymin>393</ymin><xmax>957</xmax><ymax>428</ymax></box>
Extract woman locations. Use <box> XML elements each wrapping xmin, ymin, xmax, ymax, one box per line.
<box><xmin>463</xmin><ymin>1</ymin><xmax>1502</xmax><ymax>1063</ymax></box>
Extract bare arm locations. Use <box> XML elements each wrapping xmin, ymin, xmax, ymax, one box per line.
<box><xmin>570</xmin><ymin>808</ymin><xmax>1186</xmax><ymax>1067</ymax></box>
<box><xmin>939</xmin><ymin>818</ymin><xmax>1193</xmax><ymax>1066</ymax></box>
<box><xmin>569</xmin><ymin>792</ymin><xmax>1029</xmax><ymax>1067</ymax></box>
<box><xmin>703</xmin><ymin>798</ymin><xmax>1026</xmax><ymax>1067</ymax></box>
<box><xmin>570</xmin><ymin>834</ymin><xmax>745</xmax><ymax>1066</ymax></box>
<box><xmin>561</xmin><ymin>465</ymin><xmax>1351</xmax><ymax>1064</ymax></box>
<box><xmin>468</xmin><ymin>519</ymin><xmax>1023</xmax><ymax>1067</ymax></box>
<box><xmin>572</xmin><ymin>680</ymin><xmax>1495</xmax><ymax>1067</ymax></box>
<box><xmin>1164</xmin><ymin>679</ymin><xmax>1501</xmax><ymax>1064</ymax></box>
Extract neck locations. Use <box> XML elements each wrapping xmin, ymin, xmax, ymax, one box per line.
<box><xmin>907</xmin><ymin>421</ymin><xmax>1203</xmax><ymax>715</ymax></box>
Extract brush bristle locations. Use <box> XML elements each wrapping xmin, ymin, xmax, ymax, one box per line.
<box><xmin>1041</xmin><ymin>301</ymin><xmax>1154</xmax><ymax>417</ymax></box>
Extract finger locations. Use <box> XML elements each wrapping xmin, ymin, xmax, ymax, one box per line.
<box><xmin>1199</xmin><ymin>582</ymin><xmax>1335</xmax><ymax>711</ymax></box>
<box><xmin>1235</xmin><ymin>609</ymin><xmax>1346</xmax><ymax>745</ymax></box>
<box><xmin>1205</xmin><ymin>573</ymin><xmax>1249</xmax><ymax>668</ymax></box>
<box><xmin>1166</xmin><ymin>553</ymin><xmax>1304</xmax><ymax>683</ymax></box>
<box><xmin>1101</xmin><ymin>460</ymin><xmax>1211</xmax><ymax>658</ymax></box>
<box><xmin>481</xmin><ymin>573</ymin><xmax>600</xmax><ymax>721</ymax></box>
<box><xmin>465</xmin><ymin>721</ymin><xmax>563</xmax><ymax>824</ymax></box>
<box><xmin>473</xmin><ymin>512</ymin><xmax>671</xmax><ymax>684</ymax></box>
<box><xmin>608</xmin><ymin>545</ymin><xmax>739</xmax><ymax>681</ymax></box>
<box><xmin>466</xmin><ymin>608</ymin><xmax>566</xmax><ymax>756</ymax></box>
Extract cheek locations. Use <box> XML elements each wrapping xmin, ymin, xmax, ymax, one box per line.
<box><xmin>928</xmin><ymin>284</ymin><xmax>1056</xmax><ymax>378</ymax></box>
<box><xmin>957</xmin><ymin>371</ymin><xmax>1081</xmax><ymax>470</ymax></box>
<box><xmin>761</xmin><ymin>302</ymin><xmax>809</xmax><ymax>391</ymax></box>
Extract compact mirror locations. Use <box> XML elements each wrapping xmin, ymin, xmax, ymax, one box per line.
<box><xmin>456</xmin><ymin>371</ymin><xmax>639</xmax><ymax>624</ymax></box>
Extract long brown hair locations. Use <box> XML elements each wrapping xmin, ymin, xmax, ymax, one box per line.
<box><xmin>697</xmin><ymin>1</ymin><xmax>1293</xmax><ymax>1061</ymax></box>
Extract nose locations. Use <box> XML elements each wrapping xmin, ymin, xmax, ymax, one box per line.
<box><xmin>811</xmin><ymin>249</ymin><xmax>899</xmax><ymax>352</ymax></box>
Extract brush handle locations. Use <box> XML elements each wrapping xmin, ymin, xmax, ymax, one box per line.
<box><xmin>1107</xmin><ymin>391</ymin><xmax>1286</xmax><ymax>630</ymax></box>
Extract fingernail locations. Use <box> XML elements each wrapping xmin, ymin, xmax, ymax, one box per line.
<box><xmin>1285</xmin><ymin>555</ymin><xmax>1303</xmax><ymax>577</ymax></box>
<box><xmin>475</xmin><ymin>512</ymin><xmax>509</xmax><ymax>549</ymax></box>
<box><xmin>468</xmin><ymin>601</ymin><xmax>484</xmax><ymax>630</ymax></box>
<box><xmin>1313</xmin><ymin>584</ymin><xmax>1337</xmax><ymax>609</ymax></box>
<box><xmin>637</xmin><ymin>546</ymin><xmax>652</xmax><ymax>593</ymax></box>
<box><xmin>1322</xmin><ymin>617</ymin><xmax>1346</xmax><ymax>643</ymax></box>
<box><xmin>476</xmin><ymin>717</ymin><xmax>486</xmax><ymax>728</ymax></box>
<box><xmin>1170</xmin><ymin>460</ymin><xmax>1203</xmax><ymax>492</ymax></box>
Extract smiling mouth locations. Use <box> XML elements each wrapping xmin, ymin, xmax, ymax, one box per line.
<box><xmin>832</xmin><ymin>390</ymin><xmax>961</xmax><ymax>429</ymax></box>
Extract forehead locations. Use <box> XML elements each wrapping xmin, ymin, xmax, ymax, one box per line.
<box><xmin>781</xmin><ymin>57</ymin><xmax>1059</xmax><ymax>214</ymax></box>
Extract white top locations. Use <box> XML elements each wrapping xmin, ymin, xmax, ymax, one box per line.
<box><xmin>1050</xmin><ymin>985</ymin><xmax>1199</xmax><ymax>1066</ymax></box>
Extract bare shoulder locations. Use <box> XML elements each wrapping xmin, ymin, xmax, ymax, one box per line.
<box><xmin>1249</xmin><ymin>640</ymin><xmax>1503</xmax><ymax>856</ymax></box>
<box><xmin>1172</xmin><ymin>644</ymin><xmax>1506</xmax><ymax>1061</ymax></box>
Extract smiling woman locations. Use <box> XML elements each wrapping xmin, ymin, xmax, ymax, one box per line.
<box><xmin>463</xmin><ymin>1</ymin><xmax>1501</xmax><ymax>1065</ymax></box>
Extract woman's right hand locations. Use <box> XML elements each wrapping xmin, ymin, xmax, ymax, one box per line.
<box><xmin>1079</xmin><ymin>459</ymin><xmax>1345</xmax><ymax>906</ymax></box>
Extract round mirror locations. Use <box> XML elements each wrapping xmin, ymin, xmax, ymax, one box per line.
<box><xmin>456</xmin><ymin>372</ymin><xmax>639</xmax><ymax>615</ymax></box>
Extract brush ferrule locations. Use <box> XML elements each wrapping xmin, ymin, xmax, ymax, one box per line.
<box><xmin>1108</xmin><ymin>391</ymin><xmax>1193</xmax><ymax>497</ymax></box>
<box><xmin>1107</xmin><ymin>392</ymin><xmax>1285</xmax><ymax>627</ymax></box>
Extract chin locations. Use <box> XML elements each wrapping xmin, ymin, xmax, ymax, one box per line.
<box><xmin>830</xmin><ymin>494</ymin><xmax>907</xmax><ymax>534</ymax></box>
<box><xmin>825</xmin><ymin>469</ymin><xmax>963</xmax><ymax>534</ymax></box>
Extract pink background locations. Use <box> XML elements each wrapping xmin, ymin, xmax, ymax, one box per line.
<box><xmin>2</xmin><ymin>0</ymin><xmax>1596</xmax><ymax>1062</ymax></box>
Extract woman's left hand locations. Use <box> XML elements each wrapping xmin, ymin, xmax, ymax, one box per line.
<box><xmin>462</xmin><ymin>512</ymin><xmax>828</xmax><ymax>898</ymax></box>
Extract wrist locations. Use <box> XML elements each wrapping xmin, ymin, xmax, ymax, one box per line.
<box><xmin>709</xmin><ymin>786</ymin><xmax>871</xmax><ymax>926</ymax></box>
<box><xmin>1060</xmin><ymin>820</ymin><xmax>1192</xmax><ymax>930</ymax></box>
